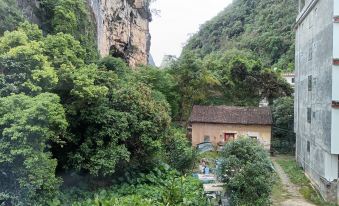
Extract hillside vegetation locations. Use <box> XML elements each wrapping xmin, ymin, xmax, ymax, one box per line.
<box><xmin>184</xmin><ymin>0</ymin><xmax>298</xmax><ymax>70</ymax></box>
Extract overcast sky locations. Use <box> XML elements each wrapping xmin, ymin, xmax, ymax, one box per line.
<box><xmin>149</xmin><ymin>0</ymin><xmax>232</xmax><ymax>66</ymax></box>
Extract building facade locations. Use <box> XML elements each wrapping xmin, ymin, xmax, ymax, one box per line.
<box><xmin>189</xmin><ymin>106</ymin><xmax>272</xmax><ymax>150</ymax></box>
<box><xmin>282</xmin><ymin>73</ymin><xmax>296</xmax><ymax>88</ymax></box>
<box><xmin>295</xmin><ymin>0</ymin><xmax>339</xmax><ymax>202</ymax></box>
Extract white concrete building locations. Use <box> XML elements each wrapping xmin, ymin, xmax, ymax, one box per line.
<box><xmin>295</xmin><ymin>0</ymin><xmax>339</xmax><ymax>202</ymax></box>
<box><xmin>282</xmin><ymin>73</ymin><xmax>295</xmax><ymax>88</ymax></box>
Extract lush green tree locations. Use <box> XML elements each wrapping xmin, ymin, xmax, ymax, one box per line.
<box><xmin>167</xmin><ymin>51</ymin><xmax>292</xmax><ymax>119</ymax></box>
<box><xmin>40</xmin><ymin>0</ymin><xmax>98</xmax><ymax>63</ymax></box>
<box><xmin>43</xmin><ymin>33</ymin><xmax>86</xmax><ymax>69</ymax></box>
<box><xmin>63</xmin><ymin>81</ymin><xmax>171</xmax><ymax>176</ymax></box>
<box><xmin>271</xmin><ymin>97</ymin><xmax>295</xmax><ymax>153</ymax></box>
<box><xmin>135</xmin><ymin>66</ymin><xmax>180</xmax><ymax>118</ymax></box>
<box><xmin>0</xmin><ymin>29</ymin><xmax>58</xmax><ymax>96</ymax></box>
<box><xmin>169</xmin><ymin>51</ymin><xmax>220</xmax><ymax>121</ymax></box>
<box><xmin>219</xmin><ymin>138</ymin><xmax>275</xmax><ymax>206</ymax></box>
<box><xmin>0</xmin><ymin>93</ymin><xmax>68</xmax><ymax>205</ymax></box>
<box><xmin>70</xmin><ymin>166</ymin><xmax>208</xmax><ymax>206</ymax></box>
<box><xmin>162</xmin><ymin>128</ymin><xmax>196</xmax><ymax>173</ymax></box>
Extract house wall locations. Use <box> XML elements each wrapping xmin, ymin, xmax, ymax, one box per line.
<box><xmin>283</xmin><ymin>75</ymin><xmax>295</xmax><ymax>88</ymax></box>
<box><xmin>295</xmin><ymin>0</ymin><xmax>339</xmax><ymax>203</ymax></box>
<box><xmin>191</xmin><ymin>123</ymin><xmax>271</xmax><ymax>150</ymax></box>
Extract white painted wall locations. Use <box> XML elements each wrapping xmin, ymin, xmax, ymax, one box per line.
<box><xmin>333</xmin><ymin>68</ymin><xmax>339</xmax><ymax>101</ymax></box>
<box><xmin>334</xmin><ymin>24</ymin><xmax>339</xmax><ymax>58</ymax></box>
<box><xmin>331</xmin><ymin>107</ymin><xmax>339</xmax><ymax>154</ymax></box>
<box><xmin>334</xmin><ymin>0</ymin><xmax>339</xmax><ymax>16</ymax></box>
<box><xmin>332</xmin><ymin>0</ymin><xmax>339</xmax><ymax>155</ymax></box>
<box><xmin>325</xmin><ymin>151</ymin><xmax>338</xmax><ymax>181</ymax></box>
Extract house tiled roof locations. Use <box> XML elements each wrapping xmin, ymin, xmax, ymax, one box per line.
<box><xmin>190</xmin><ymin>105</ymin><xmax>272</xmax><ymax>125</ymax></box>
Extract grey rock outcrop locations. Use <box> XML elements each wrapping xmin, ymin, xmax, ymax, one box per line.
<box><xmin>88</xmin><ymin>0</ymin><xmax>151</xmax><ymax>67</ymax></box>
<box><xmin>15</xmin><ymin>0</ymin><xmax>151</xmax><ymax>67</ymax></box>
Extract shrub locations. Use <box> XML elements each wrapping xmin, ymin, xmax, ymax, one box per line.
<box><xmin>163</xmin><ymin>127</ymin><xmax>196</xmax><ymax>173</ymax></box>
<box><xmin>219</xmin><ymin>138</ymin><xmax>275</xmax><ymax>206</ymax></box>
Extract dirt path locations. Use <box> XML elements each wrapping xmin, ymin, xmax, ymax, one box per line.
<box><xmin>272</xmin><ymin>158</ymin><xmax>316</xmax><ymax>206</ymax></box>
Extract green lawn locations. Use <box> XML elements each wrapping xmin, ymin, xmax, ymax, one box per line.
<box><xmin>275</xmin><ymin>155</ymin><xmax>337</xmax><ymax>206</ymax></box>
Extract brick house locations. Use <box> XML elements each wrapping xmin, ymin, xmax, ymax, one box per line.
<box><xmin>189</xmin><ymin>105</ymin><xmax>272</xmax><ymax>150</ymax></box>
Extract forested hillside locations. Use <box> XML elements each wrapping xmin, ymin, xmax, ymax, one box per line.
<box><xmin>184</xmin><ymin>0</ymin><xmax>298</xmax><ymax>70</ymax></box>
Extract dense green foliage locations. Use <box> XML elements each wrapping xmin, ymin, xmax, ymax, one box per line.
<box><xmin>0</xmin><ymin>93</ymin><xmax>67</xmax><ymax>205</ymax></box>
<box><xmin>39</xmin><ymin>0</ymin><xmax>98</xmax><ymax>62</ymax></box>
<box><xmin>162</xmin><ymin>128</ymin><xmax>196</xmax><ymax>173</ymax></box>
<box><xmin>67</xmin><ymin>166</ymin><xmax>208</xmax><ymax>206</ymax></box>
<box><xmin>0</xmin><ymin>0</ymin><xmax>98</xmax><ymax>63</ymax></box>
<box><xmin>0</xmin><ymin>23</ymin><xmax>197</xmax><ymax>205</ymax></box>
<box><xmin>271</xmin><ymin>97</ymin><xmax>295</xmax><ymax>153</ymax></box>
<box><xmin>184</xmin><ymin>0</ymin><xmax>297</xmax><ymax>70</ymax></box>
<box><xmin>219</xmin><ymin>138</ymin><xmax>275</xmax><ymax>206</ymax></box>
<box><xmin>0</xmin><ymin>0</ymin><xmax>23</xmax><ymax>35</ymax></box>
<box><xmin>165</xmin><ymin>51</ymin><xmax>293</xmax><ymax>121</ymax></box>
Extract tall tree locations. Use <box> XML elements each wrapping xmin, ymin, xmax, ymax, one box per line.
<box><xmin>0</xmin><ymin>93</ymin><xmax>67</xmax><ymax>205</ymax></box>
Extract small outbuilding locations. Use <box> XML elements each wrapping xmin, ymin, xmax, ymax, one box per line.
<box><xmin>189</xmin><ymin>105</ymin><xmax>272</xmax><ymax>150</ymax></box>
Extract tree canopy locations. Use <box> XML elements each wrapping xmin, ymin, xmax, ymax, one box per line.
<box><xmin>184</xmin><ymin>0</ymin><xmax>297</xmax><ymax>71</ymax></box>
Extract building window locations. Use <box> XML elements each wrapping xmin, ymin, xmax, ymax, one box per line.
<box><xmin>224</xmin><ymin>133</ymin><xmax>235</xmax><ymax>142</ymax></box>
<box><xmin>307</xmin><ymin>108</ymin><xmax>312</xmax><ymax>123</ymax></box>
<box><xmin>308</xmin><ymin>75</ymin><xmax>312</xmax><ymax>91</ymax></box>
<box><xmin>249</xmin><ymin>136</ymin><xmax>258</xmax><ymax>140</ymax></box>
<box><xmin>204</xmin><ymin>135</ymin><xmax>210</xmax><ymax>142</ymax></box>
<box><xmin>308</xmin><ymin>47</ymin><xmax>312</xmax><ymax>61</ymax></box>
<box><xmin>292</xmin><ymin>77</ymin><xmax>295</xmax><ymax>83</ymax></box>
<box><xmin>307</xmin><ymin>141</ymin><xmax>310</xmax><ymax>152</ymax></box>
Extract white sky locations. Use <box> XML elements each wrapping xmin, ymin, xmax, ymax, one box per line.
<box><xmin>149</xmin><ymin>0</ymin><xmax>232</xmax><ymax>66</ymax></box>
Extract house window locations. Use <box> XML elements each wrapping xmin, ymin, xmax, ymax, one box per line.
<box><xmin>249</xmin><ymin>136</ymin><xmax>258</xmax><ymax>140</ymax></box>
<box><xmin>308</xmin><ymin>75</ymin><xmax>312</xmax><ymax>91</ymax></box>
<box><xmin>307</xmin><ymin>141</ymin><xmax>310</xmax><ymax>152</ymax></box>
<box><xmin>224</xmin><ymin>133</ymin><xmax>235</xmax><ymax>142</ymax></box>
<box><xmin>292</xmin><ymin>77</ymin><xmax>295</xmax><ymax>83</ymax></box>
<box><xmin>204</xmin><ymin>135</ymin><xmax>210</xmax><ymax>142</ymax></box>
<box><xmin>307</xmin><ymin>108</ymin><xmax>312</xmax><ymax>123</ymax></box>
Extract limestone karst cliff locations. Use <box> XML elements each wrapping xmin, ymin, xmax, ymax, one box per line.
<box><xmin>14</xmin><ymin>0</ymin><xmax>151</xmax><ymax>67</ymax></box>
<box><xmin>89</xmin><ymin>0</ymin><xmax>151</xmax><ymax>67</ymax></box>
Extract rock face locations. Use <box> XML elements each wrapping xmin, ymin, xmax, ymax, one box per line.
<box><xmin>15</xmin><ymin>0</ymin><xmax>151</xmax><ymax>67</ymax></box>
<box><xmin>88</xmin><ymin>0</ymin><xmax>151</xmax><ymax>67</ymax></box>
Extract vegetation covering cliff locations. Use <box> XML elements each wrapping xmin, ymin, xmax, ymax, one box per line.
<box><xmin>184</xmin><ymin>0</ymin><xmax>298</xmax><ymax>70</ymax></box>
<box><xmin>0</xmin><ymin>0</ymin><xmax>151</xmax><ymax>67</ymax></box>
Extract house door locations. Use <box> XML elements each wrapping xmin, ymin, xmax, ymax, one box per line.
<box><xmin>224</xmin><ymin>133</ymin><xmax>235</xmax><ymax>142</ymax></box>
